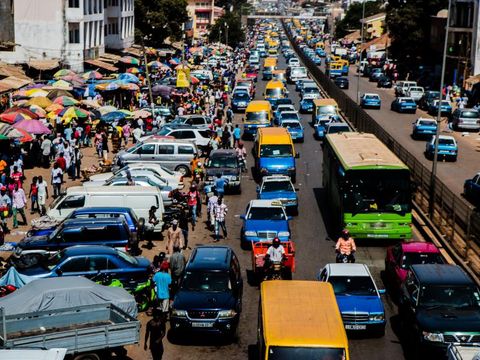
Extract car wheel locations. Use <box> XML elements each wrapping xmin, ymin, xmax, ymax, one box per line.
<box><xmin>175</xmin><ymin>165</ymin><xmax>190</xmax><ymax>177</ymax></box>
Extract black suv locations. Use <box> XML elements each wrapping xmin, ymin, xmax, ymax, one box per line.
<box><xmin>170</xmin><ymin>246</ymin><xmax>243</xmax><ymax>338</ymax></box>
<box><xmin>205</xmin><ymin>149</ymin><xmax>242</xmax><ymax>193</ymax></box>
<box><xmin>399</xmin><ymin>264</ymin><xmax>480</xmax><ymax>354</ymax></box>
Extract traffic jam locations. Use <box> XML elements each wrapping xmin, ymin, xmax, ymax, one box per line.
<box><xmin>0</xmin><ymin>14</ymin><xmax>479</xmax><ymax>360</ymax></box>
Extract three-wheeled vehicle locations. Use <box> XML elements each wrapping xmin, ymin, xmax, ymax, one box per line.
<box><xmin>251</xmin><ymin>241</ymin><xmax>295</xmax><ymax>282</ymax></box>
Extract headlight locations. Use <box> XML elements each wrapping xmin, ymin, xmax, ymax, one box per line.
<box><xmin>171</xmin><ymin>309</ymin><xmax>187</xmax><ymax>317</ymax></box>
<box><xmin>244</xmin><ymin>231</ymin><xmax>257</xmax><ymax>236</ymax></box>
<box><xmin>260</xmin><ymin>168</ymin><xmax>268</xmax><ymax>173</ymax></box>
<box><xmin>346</xmin><ymin>223</ymin><xmax>358</xmax><ymax>227</ymax></box>
<box><xmin>423</xmin><ymin>331</ymin><xmax>444</xmax><ymax>343</ymax></box>
<box><xmin>218</xmin><ymin>309</ymin><xmax>237</xmax><ymax>318</ymax></box>
<box><xmin>231</xmin><ymin>176</ymin><xmax>238</xmax><ymax>181</ymax></box>
<box><xmin>369</xmin><ymin>314</ymin><xmax>385</xmax><ymax>322</ymax></box>
<box><xmin>278</xmin><ymin>231</ymin><xmax>290</xmax><ymax>237</ymax></box>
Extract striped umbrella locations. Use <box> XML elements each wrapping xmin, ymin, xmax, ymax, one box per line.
<box><xmin>126</xmin><ymin>67</ymin><xmax>140</xmax><ymax>74</ymax></box>
<box><xmin>119</xmin><ymin>56</ymin><xmax>140</xmax><ymax>66</ymax></box>
<box><xmin>53</xmin><ymin>96</ymin><xmax>78</xmax><ymax>106</ymax></box>
<box><xmin>45</xmin><ymin>103</ymin><xmax>64</xmax><ymax>112</ymax></box>
<box><xmin>27</xmin><ymin>105</ymin><xmax>47</xmax><ymax>117</ymax></box>
<box><xmin>82</xmin><ymin>70</ymin><xmax>103</xmax><ymax>80</ymax></box>
<box><xmin>53</xmin><ymin>69</ymin><xmax>75</xmax><ymax>79</ymax></box>
<box><xmin>25</xmin><ymin>89</ymin><xmax>49</xmax><ymax>98</ymax></box>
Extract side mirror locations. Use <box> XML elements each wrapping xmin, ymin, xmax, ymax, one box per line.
<box><xmin>295</xmin><ymin>153</ymin><xmax>300</xmax><ymax>158</ymax></box>
<box><xmin>240</xmin><ymin>215</ymin><xmax>246</xmax><ymax>220</ymax></box>
<box><xmin>378</xmin><ymin>289</ymin><xmax>386</xmax><ymax>295</ymax></box>
<box><xmin>256</xmin><ymin>186</ymin><xmax>260</xmax><ymax>193</ymax></box>
<box><xmin>55</xmin><ymin>268</ymin><xmax>63</xmax><ymax>276</ymax></box>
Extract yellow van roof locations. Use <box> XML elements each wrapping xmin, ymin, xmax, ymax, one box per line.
<box><xmin>258</xmin><ymin>127</ymin><xmax>292</xmax><ymax>145</ymax></box>
<box><xmin>265</xmin><ymin>80</ymin><xmax>285</xmax><ymax>89</ymax></box>
<box><xmin>313</xmin><ymin>98</ymin><xmax>338</xmax><ymax>107</ymax></box>
<box><xmin>261</xmin><ymin>281</ymin><xmax>348</xmax><ymax>348</ymax></box>
<box><xmin>246</xmin><ymin>100</ymin><xmax>271</xmax><ymax>112</ymax></box>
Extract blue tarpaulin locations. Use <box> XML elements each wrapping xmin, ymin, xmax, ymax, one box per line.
<box><xmin>0</xmin><ymin>267</ymin><xmax>34</xmax><ymax>288</ymax></box>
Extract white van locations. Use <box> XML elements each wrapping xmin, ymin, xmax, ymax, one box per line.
<box><xmin>47</xmin><ymin>186</ymin><xmax>164</xmax><ymax>232</ymax></box>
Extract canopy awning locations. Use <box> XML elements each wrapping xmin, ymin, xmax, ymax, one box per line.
<box><xmin>28</xmin><ymin>59</ymin><xmax>60</xmax><ymax>71</ymax></box>
<box><xmin>124</xmin><ymin>46</ymin><xmax>142</xmax><ymax>57</ymax></box>
<box><xmin>84</xmin><ymin>59</ymin><xmax>118</xmax><ymax>72</ymax></box>
<box><xmin>99</xmin><ymin>52</ymin><xmax>122</xmax><ymax>63</ymax></box>
<box><xmin>0</xmin><ymin>76</ymin><xmax>32</xmax><ymax>93</ymax></box>
<box><xmin>0</xmin><ymin>62</ymin><xmax>30</xmax><ymax>79</ymax></box>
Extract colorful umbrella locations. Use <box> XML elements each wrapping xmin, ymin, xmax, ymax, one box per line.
<box><xmin>25</xmin><ymin>96</ymin><xmax>52</xmax><ymax>109</ymax></box>
<box><xmin>47</xmin><ymin>89</ymin><xmax>73</xmax><ymax>100</ymax></box>
<box><xmin>25</xmin><ymin>89</ymin><xmax>49</xmax><ymax>98</ymax></box>
<box><xmin>145</xmin><ymin>47</ymin><xmax>157</xmax><ymax>55</ymax></box>
<box><xmin>133</xmin><ymin>109</ymin><xmax>151</xmax><ymax>119</ymax></box>
<box><xmin>46</xmin><ymin>109</ymin><xmax>63</xmax><ymax>120</ymax></box>
<box><xmin>53</xmin><ymin>96</ymin><xmax>78</xmax><ymax>106</ymax></box>
<box><xmin>119</xmin><ymin>56</ymin><xmax>140</xmax><ymax>66</ymax></box>
<box><xmin>53</xmin><ymin>69</ymin><xmax>75</xmax><ymax>79</ymax></box>
<box><xmin>0</xmin><ymin>123</ymin><xmax>25</xmax><ymax>139</ymax></box>
<box><xmin>27</xmin><ymin>105</ymin><xmax>47</xmax><ymax>117</ymax></box>
<box><xmin>175</xmin><ymin>64</ymin><xmax>191</xmax><ymax>70</ymax></box>
<box><xmin>82</xmin><ymin>70</ymin><xmax>103</xmax><ymax>80</ymax></box>
<box><xmin>13</xmin><ymin>119</ymin><xmax>51</xmax><ymax>135</ymax></box>
<box><xmin>0</xmin><ymin>112</ymin><xmax>33</xmax><ymax>124</ymax></box>
<box><xmin>151</xmin><ymin>84</ymin><xmax>172</xmax><ymax>97</ymax></box>
<box><xmin>118</xmin><ymin>73</ymin><xmax>139</xmax><ymax>83</ymax></box>
<box><xmin>118</xmin><ymin>109</ymin><xmax>134</xmax><ymax>117</ymax></box>
<box><xmin>120</xmin><ymin>83</ymin><xmax>140</xmax><ymax>91</ymax></box>
<box><xmin>16</xmin><ymin>128</ymin><xmax>33</xmax><ymax>143</ymax></box>
<box><xmin>190</xmin><ymin>76</ymin><xmax>200</xmax><ymax>85</ymax></box>
<box><xmin>126</xmin><ymin>67</ymin><xmax>140</xmax><ymax>74</ymax></box>
<box><xmin>51</xmin><ymin>80</ymin><xmax>73</xmax><ymax>89</ymax></box>
<box><xmin>169</xmin><ymin>59</ymin><xmax>179</xmax><ymax>65</ymax></box>
<box><xmin>60</xmin><ymin>106</ymin><xmax>89</xmax><ymax>120</ymax></box>
<box><xmin>147</xmin><ymin>61</ymin><xmax>165</xmax><ymax>69</ymax></box>
<box><xmin>0</xmin><ymin>134</ymin><xmax>9</xmax><ymax>140</ymax></box>
<box><xmin>45</xmin><ymin>103</ymin><xmax>64</xmax><ymax>112</ymax></box>
<box><xmin>95</xmin><ymin>82</ymin><xmax>120</xmax><ymax>91</ymax></box>
<box><xmin>99</xmin><ymin>105</ymin><xmax>117</xmax><ymax>115</ymax></box>
<box><xmin>101</xmin><ymin>111</ymin><xmax>128</xmax><ymax>122</ymax></box>
<box><xmin>81</xmin><ymin>99</ymin><xmax>101</xmax><ymax>109</ymax></box>
<box><xmin>13</xmin><ymin>99</ymin><xmax>28</xmax><ymax>106</ymax></box>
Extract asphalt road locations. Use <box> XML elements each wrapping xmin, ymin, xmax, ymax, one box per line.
<box><xmin>158</xmin><ymin>52</ymin><xmax>413</xmax><ymax>360</ymax></box>
<box><xmin>320</xmin><ymin>60</ymin><xmax>480</xmax><ymax>197</ymax></box>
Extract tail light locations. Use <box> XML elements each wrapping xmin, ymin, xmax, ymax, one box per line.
<box><xmin>168</xmin><ymin>191</ymin><xmax>173</xmax><ymax>198</ymax></box>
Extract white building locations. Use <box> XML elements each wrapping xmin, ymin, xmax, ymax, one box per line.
<box><xmin>0</xmin><ymin>0</ymin><xmax>134</xmax><ymax>72</ymax></box>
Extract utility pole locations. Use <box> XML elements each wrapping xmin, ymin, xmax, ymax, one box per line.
<box><xmin>141</xmin><ymin>37</ymin><xmax>155</xmax><ymax>116</ymax></box>
<box><xmin>429</xmin><ymin>0</ymin><xmax>451</xmax><ymax>218</ymax></box>
<box><xmin>356</xmin><ymin>0</ymin><xmax>366</xmax><ymax>104</ymax></box>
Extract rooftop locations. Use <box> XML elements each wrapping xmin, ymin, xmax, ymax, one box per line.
<box><xmin>411</xmin><ymin>264</ymin><xmax>473</xmax><ymax>285</ymax></box>
<box><xmin>326</xmin><ymin>263</ymin><xmax>370</xmax><ymax>277</ymax></box>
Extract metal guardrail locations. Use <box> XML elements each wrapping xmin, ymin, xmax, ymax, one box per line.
<box><xmin>282</xmin><ymin>21</ymin><xmax>480</xmax><ymax>275</ymax></box>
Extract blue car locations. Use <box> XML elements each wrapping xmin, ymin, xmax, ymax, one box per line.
<box><xmin>464</xmin><ymin>172</ymin><xmax>480</xmax><ymax>207</ymax></box>
<box><xmin>411</xmin><ymin>118</ymin><xmax>437</xmax><ymax>140</ymax></box>
<box><xmin>391</xmin><ymin>97</ymin><xmax>417</xmax><ymax>113</ymax></box>
<box><xmin>318</xmin><ymin>263</ymin><xmax>386</xmax><ymax>336</ymax></box>
<box><xmin>316</xmin><ymin>48</ymin><xmax>326</xmax><ymax>57</ymax></box>
<box><xmin>281</xmin><ymin>120</ymin><xmax>304</xmax><ymax>143</ymax></box>
<box><xmin>425</xmin><ymin>135</ymin><xmax>458</xmax><ymax>161</ymax></box>
<box><xmin>314</xmin><ymin>116</ymin><xmax>341</xmax><ymax>140</ymax></box>
<box><xmin>240</xmin><ymin>199</ymin><xmax>291</xmax><ymax>248</ymax></box>
<box><xmin>257</xmin><ymin>175</ymin><xmax>298</xmax><ymax>214</ymax></box>
<box><xmin>299</xmin><ymin>98</ymin><xmax>314</xmax><ymax>113</ymax></box>
<box><xmin>360</xmin><ymin>93</ymin><xmax>381</xmax><ymax>109</ymax></box>
<box><xmin>18</xmin><ymin>245</ymin><xmax>151</xmax><ymax>286</ymax></box>
<box><xmin>428</xmin><ymin>99</ymin><xmax>453</xmax><ymax>116</ymax></box>
<box><xmin>231</xmin><ymin>92</ymin><xmax>251</xmax><ymax>112</ymax></box>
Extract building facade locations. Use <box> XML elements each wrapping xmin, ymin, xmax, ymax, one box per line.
<box><xmin>187</xmin><ymin>0</ymin><xmax>225</xmax><ymax>39</ymax></box>
<box><xmin>0</xmin><ymin>0</ymin><xmax>134</xmax><ymax>72</ymax></box>
<box><xmin>360</xmin><ymin>13</ymin><xmax>386</xmax><ymax>41</ymax></box>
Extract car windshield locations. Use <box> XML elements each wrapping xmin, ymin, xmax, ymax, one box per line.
<box><xmin>342</xmin><ymin>170</ymin><xmax>411</xmax><ymax>214</ymax></box>
<box><xmin>419</xmin><ymin>285</ymin><xmax>480</xmax><ymax>309</ymax></box>
<box><xmin>234</xmin><ymin>93</ymin><xmax>250</xmax><ymax>100</ymax></box>
<box><xmin>181</xmin><ymin>271</ymin><xmax>231</xmax><ymax>292</ymax></box>
<box><xmin>291</xmin><ymin>68</ymin><xmax>307</xmax><ymax>77</ymax></box>
<box><xmin>268</xmin><ymin>346</ymin><xmax>346</xmax><ymax>360</ymax></box>
<box><xmin>45</xmin><ymin>250</ymin><xmax>65</xmax><ymax>270</ymax></box>
<box><xmin>329</xmin><ymin>275</ymin><xmax>377</xmax><ymax>296</ymax></box>
<box><xmin>303</xmin><ymin>87</ymin><xmax>319</xmax><ymax>93</ymax></box>
<box><xmin>248</xmin><ymin>206</ymin><xmax>286</xmax><ymax>220</ymax></box>
<box><xmin>262</xmin><ymin>181</ymin><xmax>294</xmax><ymax>192</ymax></box>
<box><xmin>280</xmin><ymin>113</ymin><xmax>299</xmax><ymax>120</ymax></box>
<box><xmin>365</xmin><ymin>95</ymin><xmax>379</xmax><ymax>100</ymax></box>
<box><xmin>461</xmin><ymin>110</ymin><xmax>480</xmax><ymax>118</ymax></box>
<box><xmin>438</xmin><ymin>138</ymin><xmax>455</xmax><ymax>146</ymax></box>
<box><xmin>171</xmin><ymin>116</ymin><xmax>187</xmax><ymax>124</ymax></box>
<box><xmin>246</xmin><ymin>111</ymin><xmax>269</xmax><ymax>123</ymax></box>
<box><xmin>402</xmin><ymin>252</ymin><xmax>444</xmax><ymax>268</ymax></box>
<box><xmin>266</xmin><ymin>88</ymin><xmax>283</xmax><ymax>97</ymax></box>
<box><xmin>208</xmin><ymin>156</ymin><xmax>238</xmax><ymax>169</ymax></box>
<box><xmin>317</xmin><ymin>105</ymin><xmax>337</xmax><ymax>115</ymax></box>
<box><xmin>328</xmin><ymin>125</ymin><xmax>350</xmax><ymax>134</ymax></box>
<box><xmin>419</xmin><ymin>120</ymin><xmax>437</xmax><ymax>126</ymax></box>
<box><xmin>260</xmin><ymin>144</ymin><xmax>293</xmax><ymax>158</ymax></box>
<box><xmin>117</xmin><ymin>249</ymin><xmax>138</xmax><ymax>265</ymax></box>
<box><xmin>282</xmin><ymin>121</ymin><xmax>301</xmax><ymax>129</ymax></box>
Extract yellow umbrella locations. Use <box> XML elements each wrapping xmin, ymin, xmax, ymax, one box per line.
<box><xmin>175</xmin><ymin>64</ymin><xmax>191</xmax><ymax>70</ymax></box>
<box><xmin>52</xmin><ymin>80</ymin><xmax>73</xmax><ymax>89</ymax></box>
<box><xmin>26</xmin><ymin>96</ymin><xmax>52</xmax><ymax>109</ymax></box>
<box><xmin>45</xmin><ymin>103</ymin><xmax>64</xmax><ymax>112</ymax></box>
<box><xmin>25</xmin><ymin>89</ymin><xmax>49</xmax><ymax>98</ymax></box>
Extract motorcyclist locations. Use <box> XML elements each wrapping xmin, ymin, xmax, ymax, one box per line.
<box><xmin>264</xmin><ymin>237</ymin><xmax>286</xmax><ymax>278</ymax></box>
<box><xmin>335</xmin><ymin>229</ymin><xmax>356</xmax><ymax>263</ymax></box>
<box><xmin>235</xmin><ymin>142</ymin><xmax>247</xmax><ymax>172</ymax></box>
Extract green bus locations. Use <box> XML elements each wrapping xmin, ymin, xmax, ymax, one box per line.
<box><xmin>322</xmin><ymin>132</ymin><xmax>412</xmax><ymax>239</ymax></box>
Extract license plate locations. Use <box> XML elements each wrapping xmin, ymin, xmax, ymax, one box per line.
<box><xmin>192</xmin><ymin>322</ymin><xmax>214</xmax><ymax>328</ymax></box>
<box><xmin>367</xmin><ymin>234</ymin><xmax>388</xmax><ymax>238</ymax></box>
<box><xmin>345</xmin><ymin>324</ymin><xmax>366</xmax><ymax>330</ymax></box>
<box><xmin>372</xmin><ymin>222</ymin><xmax>386</xmax><ymax>228</ymax></box>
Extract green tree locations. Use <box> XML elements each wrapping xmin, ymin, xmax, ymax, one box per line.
<box><xmin>208</xmin><ymin>11</ymin><xmax>245</xmax><ymax>47</ymax></box>
<box><xmin>134</xmin><ymin>0</ymin><xmax>189</xmax><ymax>47</ymax></box>
<box><xmin>335</xmin><ymin>2</ymin><xmax>382</xmax><ymax>39</ymax></box>
<box><xmin>386</xmin><ymin>0</ymin><xmax>446</xmax><ymax>72</ymax></box>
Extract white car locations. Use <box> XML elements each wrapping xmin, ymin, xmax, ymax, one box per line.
<box><xmin>89</xmin><ymin>163</ymin><xmax>184</xmax><ymax>189</ymax></box>
<box><xmin>288</xmin><ymin>57</ymin><xmax>300</xmax><ymax>67</ymax></box>
<box><xmin>141</xmin><ymin>126</ymin><xmax>211</xmax><ymax>150</ymax></box>
<box><xmin>407</xmin><ymin>86</ymin><xmax>425</xmax><ymax>102</ymax></box>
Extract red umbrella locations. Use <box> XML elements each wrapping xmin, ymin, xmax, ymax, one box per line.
<box><xmin>2</xmin><ymin>107</ymin><xmax>39</xmax><ymax>119</ymax></box>
<box><xmin>190</xmin><ymin>76</ymin><xmax>200</xmax><ymax>85</ymax></box>
<box><xmin>0</xmin><ymin>112</ymin><xmax>34</xmax><ymax>124</ymax></box>
<box><xmin>16</xmin><ymin>128</ymin><xmax>33</xmax><ymax>143</ymax></box>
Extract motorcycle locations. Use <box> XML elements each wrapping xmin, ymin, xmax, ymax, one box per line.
<box><xmin>237</xmin><ymin>155</ymin><xmax>247</xmax><ymax>173</ymax></box>
<box><xmin>0</xmin><ymin>284</ymin><xmax>16</xmax><ymax>298</ymax></box>
<box><xmin>264</xmin><ymin>261</ymin><xmax>284</xmax><ymax>280</ymax></box>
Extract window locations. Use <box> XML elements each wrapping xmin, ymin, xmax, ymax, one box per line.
<box><xmin>69</xmin><ymin>0</ymin><xmax>80</xmax><ymax>7</ymax></box>
<box><xmin>107</xmin><ymin>19</ymin><xmax>119</xmax><ymax>35</ymax></box>
<box><xmin>61</xmin><ymin>257</ymin><xmax>89</xmax><ymax>272</ymax></box>
<box><xmin>136</xmin><ymin>144</ymin><xmax>155</xmax><ymax>155</ymax></box>
<box><xmin>68</xmin><ymin>23</ymin><xmax>80</xmax><ymax>44</ymax></box>
<box><xmin>174</xmin><ymin>130</ymin><xmax>195</xmax><ymax>139</ymax></box>
<box><xmin>178</xmin><ymin>145</ymin><xmax>195</xmax><ymax>154</ymax></box>
<box><xmin>87</xmin><ymin>256</ymin><xmax>108</xmax><ymax>271</ymax></box>
<box><xmin>59</xmin><ymin>195</ymin><xmax>85</xmax><ymax>209</ymax></box>
<box><xmin>157</xmin><ymin>145</ymin><xmax>174</xmax><ymax>154</ymax></box>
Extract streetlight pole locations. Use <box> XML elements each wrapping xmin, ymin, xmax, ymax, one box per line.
<box><xmin>356</xmin><ymin>0</ymin><xmax>366</xmax><ymax>104</ymax></box>
<box><xmin>429</xmin><ymin>0</ymin><xmax>451</xmax><ymax>218</ymax></box>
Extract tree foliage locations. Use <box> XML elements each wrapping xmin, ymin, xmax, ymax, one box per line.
<box><xmin>386</xmin><ymin>0</ymin><xmax>447</xmax><ymax>72</ymax></box>
<box><xmin>335</xmin><ymin>2</ymin><xmax>382</xmax><ymax>39</ymax></box>
<box><xmin>134</xmin><ymin>0</ymin><xmax>189</xmax><ymax>47</ymax></box>
<box><xmin>208</xmin><ymin>11</ymin><xmax>245</xmax><ymax>47</ymax></box>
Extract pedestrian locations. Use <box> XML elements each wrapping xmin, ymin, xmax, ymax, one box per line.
<box><xmin>11</xmin><ymin>183</ymin><xmax>27</xmax><ymax>228</ymax></box>
<box><xmin>56</xmin><ymin>152</ymin><xmax>66</xmax><ymax>172</ymax></box>
<box><xmin>213</xmin><ymin>196</ymin><xmax>228</xmax><ymax>242</ymax></box>
<box><xmin>187</xmin><ymin>185</ymin><xmax>200</xmax><ymax>230</ymax></box>
<box><xmin>207</xmin><ymin>190</ymin><xmax>218</xmax><ymax>231</ymax></box>
<box><xmin>152</xmin><ymin>262</ymin><xmax>171</xmax><ymax>317</ymax></box>
<box><xmin>101</xmin><ymin>132</ymin><xmax>109</xmax><ymax>161</ymax></box>
<box><xmin>0</xmin><ymin>186</ymin><xmax>11</xmax><ymax>234</ymax></box>
<box><xmin>169</xmin><ymin>246</ymin><xmax>186</xmax><ymax>296</ymax></box>
<box><xmin>221</xmin><ymin>126</ymin><xmax>231</xmax><ymax>149</ymax></box>
<box><xmin>233</xmin><ymin>124</ymin><xmax>241</xmax><ymax>147</ymax></box>
<box><xmin>166</xmin><ymin>219</ymin><xmax>184</xmax><ymax>256</ymax></box>
<box><xmin>51</xmin><ymin>163</ymin><xmax>63</xmax><ymax>198</ymax></box>
<box><xmin>144</xmin><ymin>309</ymin><xmax>166</xmax><ymax>360</ymax></box>
<box><xmin>40</xmin><ymin>136</ymin><xmax>52</xmax><ymax>168</ymax></box>
<box><xmin>178</xmin><ymin>208</ymin><xmax>189</xmax><ymax>250</ymax></box>
<box><xmin>214</xmin><ymin>173</ymin><xmax>228</xmax><ymax>197</ymax></box>
<box><xmin>226</xmin><ymin>106</ymin><xmax>234</xmax><ymax>124</ymax></box>
<box><xmin>28</xmin><ymin>176</ymin><xmax>39</xmax><ymax>214</ymax></box>
<box><xmin>10</xmin><ymin>166</ymin><xmax>24</xmax><ymax>188</ymax></box>
<box><xmin>37</xmin><ymin>175</ymin><xmax>49</xmax><ymax>216</ymax></box>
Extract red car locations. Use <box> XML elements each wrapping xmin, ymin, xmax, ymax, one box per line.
<box><xmin>244</xmin><ymin>66</ymin><xmax>258</xmax><ymax>81</ymax></box>
<box><xmin>385</xmin><ymin>242</ymin><xmax>444</xmax><ymax>291</ymax></box>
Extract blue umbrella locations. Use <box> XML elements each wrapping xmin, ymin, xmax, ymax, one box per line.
<box><xmin>101</xmin><ymin>111</ymin><xmax>127</xmax><ymax>122</ymax></box>
<box><xmin>118</xmin><ymin>73</ymin><xmax>139</xmax><ymax>84</ymax></box>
